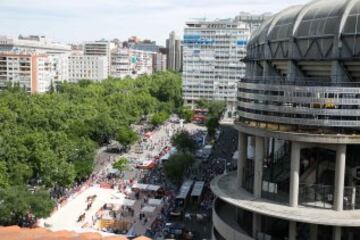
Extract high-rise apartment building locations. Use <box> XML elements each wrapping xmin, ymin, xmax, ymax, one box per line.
<box><xmin>68</xmin><ymin>55</ymin><xmax>108</xmax><ymax>83</ymax></box>
<box><xmin>49</xmin><ymin>54</ymin><xmax>69</xmax><ymax>84</ymax></box>
<box><xmin>0</xmin><ymin>35</ymin><xmax>71</xmax><ymax>90</ymax></box>
<box><xmin>0</xmin><ymin>53</ymin><xmax>53</xmax><ymax>93</ymax></box>
<box><xmin>152</xmin><ymin>52</ymin><xmax>167</xmax><ymax>72</ymax></box>
<box><xmin>110</xmin><ymin>48</ymin><xmax>153</xmax><ymax>79</ymax></box>
<box><xmin>212</xmin><ymin>1</ymin><xmax>360</xmax><ymax>240</ymax></box>
<box><xmin>84</xmin><ymin>41</ymin><xmax>114</xmax><ymax>75</ymax></box>
<box><xmin>166</xmin><ymin>31</ymin><xmax>182</xmax><ymax>71</ymax></box>
<box><xmin>182</xmin><ymin>14</ymin><xmax>267</xmax><ymax>115</ymax></box>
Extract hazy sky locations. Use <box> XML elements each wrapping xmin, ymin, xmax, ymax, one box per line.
<box><xmin>1</xmin><ymin>0</ymin><xmax>309</xmax><ymax>46</ymax></box>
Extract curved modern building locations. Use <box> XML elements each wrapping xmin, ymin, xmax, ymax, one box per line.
<box><xmin>211</xmin><ymin>0</ymin><xmax>360</xmax><ymax>239</ymax></box>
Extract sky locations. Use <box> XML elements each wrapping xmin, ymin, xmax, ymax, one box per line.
<box><xmin>1</xmin><ymin>0</ymin><xmax>309</xmax><ymax>46</ymax></box>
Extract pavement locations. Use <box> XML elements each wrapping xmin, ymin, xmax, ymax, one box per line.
<box><xmin>40</xmin><ymin>119</ymin><xmax>206</xmax><ymax>237</ymax></box>
<box><xmin>41</xmin><ymin>186</ymin><xmax>117</xmax><ymax>234</ymax></box>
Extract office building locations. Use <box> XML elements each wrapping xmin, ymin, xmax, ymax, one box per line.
<box><xmin>166</xmin><ymin>31</ymin><xmax>182</xmax><ymax>71</ymax></box>
<box><xmin>212</xmin><ymin>1</ymin><xmax>360</xmax><ymax>240</ymax></box>
<box><xmin>110</xmin><ymin>48</ymin><xmax>153</xmax><ymax>79</ymax></box>
<box><xmin>0</xmin><ymin>53</ymin><xmax>53</xmax><ymax>93</ymax></box>
<box><xmin>130</xmin><ymin>40</ymin><xmax>160</xmax><ymax>53</ymax></box>
<box><xmin>182</xmin><ymin>14</ymin><xmax>265</xmax><ymax>115</ymax></box>
<box><xmin>68</xmin><ymin>54</ymin><xmax>108</xmax><ymax>83</ymax></box>
<box><xmin>0</xmin><ymin>35</ymin><xmax>71</xmax><ymax>54</ymax></box>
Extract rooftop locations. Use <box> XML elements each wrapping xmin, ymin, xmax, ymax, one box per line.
<box><xmin>0</xmin><ymin>226</ymin><xmax>129</xmax><ymax>240</ymax></box>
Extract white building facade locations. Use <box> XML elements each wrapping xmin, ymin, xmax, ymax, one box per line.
<box><xmin>84</xmin><ymin>41</ymin><xmax>115</xmax><ymax>75</ymax></box>
<box><xmin>182</xmin><ymin>15</ymin><xmax>266</xmax><ymax>115</ymax></box>
<box><xmin>68</xmin><ymin>55</ymin><xmax>108</xmax><ymax>83</ymax></box>
<box><xmin>110</xmin><ymin>48</ymin><xmax>153</xmax><ymax>79</ymax></box>
<box><xmin>0</xmin><ymin>35</ymin><xmax>71</xmax><ymax>54</ymax></box>
<box><xmin>0</xmin><ymin>53</ymin><xmax>53</xmax><ymax>93</ymax></box>
<box><xmin>152</xmin><ymin>52</ymin><xmax>167</xmax><ymax>72</ymax></box>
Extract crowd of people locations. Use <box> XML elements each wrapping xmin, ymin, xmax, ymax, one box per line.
<box><xmin>46</xmin><ymin>116</ymin><xmax>238</xmax><ymax>239</ymax></box>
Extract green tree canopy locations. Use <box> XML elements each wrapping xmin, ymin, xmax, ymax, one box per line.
<box><xmin>179</xmin><ymin>106</ymin><xmax>193</xmax><ymax>123</ymax></box>
<box><xmin>164</xmin><ymin>153</ymin><xmax>195</xmax><ymax>184</ymax></box>
<box><xmin>0</xmin><ymin>187</ymin><xmax>54</xmax><ymax>226</ymax></box>
<box><xmin>171</xmin><ymin>131</ymin><xmax>197</xmax><ymax>154</ymax></box>
<box><xmin>151</xmin><ymin>111</ymin><xmax>170</xmax><ymax>127</ymax></box>
<box><xmin>115</xmin><ymin>126</ymin><xmax>139</xmax><ymax>148</ymax></box>
<box><xmin>112</xmin><ymin>157</ymin><xmax>129</xmax><ymax>173</ymax></box>
<box><xmin>0</xmin><ymin>71</ymin><xmax>182</xmax><ymax>225</ymax></box>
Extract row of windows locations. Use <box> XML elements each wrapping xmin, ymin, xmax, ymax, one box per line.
<box><xmin>238</xmin><ymin>87</ymin><xmax>360</xmax><ymax>99</ymax></box>
<box><xmin>238</xmin><ymin>97</ymin><xmax>360</xmax><ymax>110</ymax></box>
<box><xmin>238</xmin><ymin>107</ymin><xmax>360</xmax><ymax>121</ymax></box>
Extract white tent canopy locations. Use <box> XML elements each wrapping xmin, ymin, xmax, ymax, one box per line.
<box><xmin>141</xmin><ymin>206</ymin><xmax>156</xmax><ymax>213</ymax></box>
<box><xmin>132</xmin><ymin>183</ymin><xmax>147</xmax><ymax>190</ymax></box>
<box><xmin>132</xmin><ymin>183</ymin><xmax>161</xmax><ymax>192</ymax></box>
<box><xmin>147</xmin><ymin>185</ymin><xmax>161</xmax><ymax>192</ymax></box>
<box><xmin>108</xmin><ymin>198</ymin><xmax>136</xmax><ymax>207</ymax></box>
<box><xmin>148</xmin><ymin>198</ymin><xmax>162</xmax><ymax>206</ymax></box>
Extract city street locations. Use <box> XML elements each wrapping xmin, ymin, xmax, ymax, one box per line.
<box><xmin>40</xmin><ymin>118</ymin><xmax>208</xmax><ymax>238</ymax></box>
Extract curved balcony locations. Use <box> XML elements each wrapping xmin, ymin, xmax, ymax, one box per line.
<box><xmin>210</xmin><ymin>172</ymin><xmax>360</xmax><ymax>227</ymax></box>
<box><xmin>213</xmin><ymin>198</ymin><xmax>253</xmax><ymax>240</ymax></box>
<box><xmin>237</xmin><ymin>77</ymin><xmax>360</xmax><ymax>130</ymax></box>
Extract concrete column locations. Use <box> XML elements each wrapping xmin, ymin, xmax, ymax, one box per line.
<box><xmin>310</xmin><ymin>224</ymin><xmax>318</xmax><ymax>240</ymax></box>
<box><xmin>289</xmin><ymin>141</ymin><xmax>301</xmax><ymax>207</ymax></box>
<box><xmin>254</xmin><ymin>136</ymin><xmax>265</xmax><ymax>198</ymax></box>
<box><xmin>331</xmin><ymin>60</ymin><xmax>351</xmax><ymax>83</ymax></box>
<box><xmin>287</xmin><ymin>60</ymin><xmax>305</xmax><ymax>81</ymax></box>
<box><xmin>334</xmin><ymin>145</ymin><xmax>346</xmax><ymax>211</ymax></box>
<box><xmin>237</xmin><ymin>132</ymin><xmax>247</xmax><ymax>188</ymax></box>
<box><xmin>333</xmin><ymin>226</ymin><xmax>342</xmax><ymax>240</ymax></box>
<box><xmin>252</xmin><ymin>213</ymin><xmax>261</xmax><ymax>238</ymax></box>
<box><xmin>289</xmin><ymin>221</ymin><xmax>296</xmax><ymax>240</ymax></box>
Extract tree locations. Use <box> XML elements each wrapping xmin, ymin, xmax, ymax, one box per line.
<box><xmin>112</xmin><ymin>157</ymin><xmax>129</xmax><ymax>172</ymax></box>
<box><xmin>195</xmin><ymin>100</ymin><xmax>225</xmax><ymax>139</ymax></box>
<box><xmin>164</xmin><ymin>153</ymin><xmax>195</xmax><ymax>184</ymax></box>
<box><xmin>151</xmin><ymin>111</ymin><xmax>169</xmax><ymax>127</ymax></box>
<box><xmin>115</xmin><ymin>126</ymin><xmax>139</xmax><ymax>148</ymax></box>
<box><xmin>179</xmin><ymin>106</ymin><xmax>193</xmax><ymax>122</ymax></box>
<box><xmin>171</xmin><ymin>131</ymin><xmax>197</xmax><ymax>154</ymax></box>
<box><xmin>0</xmin><ymin>161</ymin><xmax>8</xmax><ymax>188</ymax></box>
<box><xmin>195</xmin><ymin>98</ymin><xmax>208</xmax><ymax>109</ymax></box>
<box><xmin>0</xmin><ymin>187</ymin><xmax>54</xmax><ymax>226</ymax></box>
<box><xmin>207</xmin><ymin>101</ymin><xmax>226</xmax><ymax>119</ymax></box>
<box><xmin>206</xmin><ymin>117</ymin><xmax>220</xmax><ymax>139</ymax></box>
<box><xmin>0</xmin><ymin>71</ymin><xmax>182</xmax><ymax>225</ymax></box>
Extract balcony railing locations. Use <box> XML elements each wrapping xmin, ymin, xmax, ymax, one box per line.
<box><xmin>241</xmin><ymin>77</ymin><xmax>360</xmax><ymax>88</ymax></box>
<box><xmin>299</xmin><ymin>184</ymin><xmax>334</xmax><ymax>209</ymax></box>
<box><xmin>299</xmin><ymin>184</ymin><xmax>360</xmax><ymax>210</ymax></box>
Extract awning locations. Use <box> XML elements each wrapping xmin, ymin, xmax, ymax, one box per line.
<box><xmin>108</xmin><ymin>198</ymin><xmax>136</xmax><ymax>207</ymax></box>
<box><xmin>190</xmin><ymin>181</ymin><xmax>205</xmax><ymax>197</ymax></box>
<box><xmin>141</xmin><ymin>206</ymin><xmax>156</xmax><ymax>213</ymax></box>
<box><xmin>132</xmin><ymin>183</ymin><xmax>148</xmax><ymax>190</ymax></box>
<box><xmin>146</xmin><ymin>184</ymin><xmax>161</xmax><ymax>192</ymax></box>
<box><xmin>148</xmin><ymin>198</ymin><xmax>162</xmax><ymax>206</ymax></box>
<box><xmin>132</xmin><ymin>183</ymin><xmax>161</xmax><ymax>192</ymax></box>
